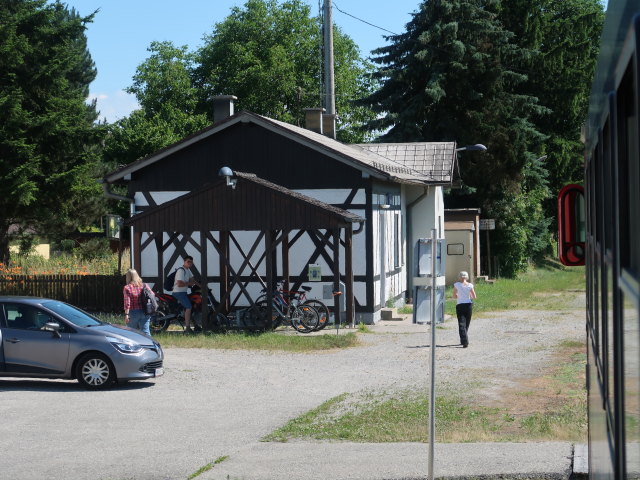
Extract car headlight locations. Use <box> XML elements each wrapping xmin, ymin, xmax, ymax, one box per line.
<box><xmin>106</xmin><ymin>336</ymin><xmax>143</xmax><ymax>354</ymax></box>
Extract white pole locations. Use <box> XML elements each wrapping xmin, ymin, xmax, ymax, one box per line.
<box><xmin>428</xmin><ymin>228</ymin><xmax>437</xmax><ymax>480</ymax></box>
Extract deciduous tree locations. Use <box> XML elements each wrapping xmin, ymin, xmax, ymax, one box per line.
<box><xmin>194</xmin><ymin>0</ymin><xmax>377</xmax><ymax>142</ymax></box>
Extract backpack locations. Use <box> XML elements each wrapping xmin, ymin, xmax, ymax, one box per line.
<box><xmin>163</xmin><ymin>267</ymin><xmax>184</xmax><ymax>291</ymax></box>
<box><xmin>141</xmin><ymin>284</ymin><xmax>158</xmax><ymax>315</ymax></box>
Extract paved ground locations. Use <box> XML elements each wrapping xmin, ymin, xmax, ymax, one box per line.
<box><xmin>0</xmin><ymin>306</ymin><xmax>586</xmax><ymax>480</ymax></box>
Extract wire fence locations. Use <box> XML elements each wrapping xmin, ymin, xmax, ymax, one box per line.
<box><xmin>0</xmin><ymin>275</ymin><xmax>125</xmax><ymax>312</ymax></box>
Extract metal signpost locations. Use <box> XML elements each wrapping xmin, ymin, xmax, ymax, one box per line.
<box><xmin>479</xmin><ymin>219</ymin><xmax>496</xmax><ymax>278</ymax></box>
<box><xmin>428</xmin><ymin>228</ymin><xmax>437</xmax><ymax>480</ymax></box>
<box><xmin>412</xmin><ymin>230</ymin><xmax>445</xmax><ymax>479</ymax></box>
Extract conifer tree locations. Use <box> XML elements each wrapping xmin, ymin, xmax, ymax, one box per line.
<box><xmin>363</xmin><ymin>0</ymin><xmax>550</xmax><ymax>276</ymax></box>
<box><xmin>0</xmin><ymin>0</ymin><xmax>104</xmax><ymax>262</ymax></box>
<box><xmin>499</xmin><ymin>0</ymin><xmax>604</xmax><ymax>217</ymax></box>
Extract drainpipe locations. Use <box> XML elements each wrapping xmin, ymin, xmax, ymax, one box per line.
<box><xmin>353</xmin><ymin>221</ymin><xmax>364</xmax><ymax>235</ymax></box>
<box><xmin>406</xmin><ymin>187</ymin><xmax>430</xmax><ymax>299</ymax></box>
<box><xmin>101</xmin><ymin>181</ymin><xmax>134</xmax><ymax>204</ymax></box>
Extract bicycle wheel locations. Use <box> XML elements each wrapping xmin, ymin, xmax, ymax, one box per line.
<box><xmin>255</xmin><ymin>299</ymin><xmax>283</xmax><ymax>330</ymax></box>
<box><xmin>208</xmin><ymin>310</ymin><xmax>230</xmax><ymax>332</ymax></box>
<box><xmin>290</xmin><ymin>305</ymin><xmax>317</xmax><ymax>333</ymax></box>
<box><xmin>302</xmin><ymin>299</ymin><xmax>329</xmax><ymax>331</ymax></box>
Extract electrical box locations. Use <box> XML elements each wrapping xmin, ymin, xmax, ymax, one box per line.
<box><xmin>413</xmin><ymin>286</ymin><xmax>445</xmax><ymax>324</ymax></box>
<box><xmin>323</xmin><ymin>282</ymin><xmax>345</xmax><ymax>312</ymax></box>
<box><xmin>416</xmin><ymin>238</ymin><xmax>445</xmax><ymax>277</ymax></box>
<box><xmin>413</xmin><ymin>237</ymin><xmax>446</xmax><ymax>324</ymax></box>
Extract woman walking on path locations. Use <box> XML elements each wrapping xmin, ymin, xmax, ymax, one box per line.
<box><xmin>453</xmin><ymin>271</ymin><xmax>476</xmax><ymax>348</ymax></box>
<box><xmin>123</xmin><ymin>268</ymin><xmax>152</xmax><ymax>335</ymax></box>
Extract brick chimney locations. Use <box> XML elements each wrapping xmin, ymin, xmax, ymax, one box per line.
<box><xmin>303</xmin><ymin>107</ymin><xmax>325</xmax><ymax>134</ymax></box>
<box><xmin>213</xmin><ymin>95</ymin><xmax>237</xmax><ymax>122</ymax></box>
<box><xmin>322</xmin><ymin>113</ymin><xmax>336</xmax><ymax>140</ymax></box>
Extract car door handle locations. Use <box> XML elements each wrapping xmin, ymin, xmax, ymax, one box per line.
<box><xmin>6</xmin><ymin>338</ymin><xmax>21</xmax><ymax>343</ymax></box>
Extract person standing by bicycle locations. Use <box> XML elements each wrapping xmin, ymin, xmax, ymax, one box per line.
<box><xmin>172</xmin><ymin>256</ymin><xmax>198</xmax><ymax>334</ymax></box>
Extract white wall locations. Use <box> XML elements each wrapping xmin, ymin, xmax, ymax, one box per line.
<box><xmin>405</xmin><ymin>185</ymin><xmax>446</xmax><ymax>294</ymax></box>
<box><xmin>134</xmin><ymin>189</ymin><xmax>368</xmax><ymax>309</ymax></box>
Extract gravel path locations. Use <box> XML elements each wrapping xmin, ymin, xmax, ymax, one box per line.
<box><xmin>0</xmin><ymin>301</ymin><xmax>585</xmax><ymax>480</ymax></box>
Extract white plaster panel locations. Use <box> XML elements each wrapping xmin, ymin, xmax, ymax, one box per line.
<box><xmin>135</xmin><ymin>191</ymin><xmax>189</xmax><ymax>207</ymax></box>
<box><xmin>296</xmin><ymin>189</ymin><xmax>366</xmax><ymax>205</ymax></box>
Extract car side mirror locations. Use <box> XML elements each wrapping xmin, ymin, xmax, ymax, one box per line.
<box><xmin>557</xmin><ymin>184</ymin><xmax>586</xmax><ymax>266</ymax></box>
<box><xmin>43</xmin><ymin>322</ymin><xmax>62</xmax><ymax>338</ymax></box>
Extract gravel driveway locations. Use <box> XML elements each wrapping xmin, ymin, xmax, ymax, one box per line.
<box><xmin>0</xmin><ymin>302</ymin><xmax>585</xmax><ymax>480</ymax></box>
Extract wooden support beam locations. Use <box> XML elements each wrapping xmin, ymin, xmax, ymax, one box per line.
<box><xmin>200</xmin><ymin>230</ymin><xmax>210</xmax><ymax>329</ymax></box>
<box><xmin>345</xmin><ymin>225</ymin><xmax>355</xmax><ymax>327</ymax></box>
<box><xmin>134</xmin><ymin>231</ymin><xmax>142</xmax><ymax>272</ymax></box>
<box><xmin>265</xmin><ymin>230</ymin><xmax>275</xmax><ymax>329</ymax></box>
<box><xmin>219</xmin><ymin>231</ymin><xmax>230</xmax><ymax>313</ymax></box>
<box><xmin>282</xmin><ymin>230</ymin><xmax>290</xmax><ymax>295</ymax></box>
<box><xmin>155</xmin><ymin>234</ymin><xmax>163</xmax><ymax>291</ymax></box>
<box><xmin>333</xmin><ymin>228</ymin><xmax>341</xmax><ymax>325</ymax></box>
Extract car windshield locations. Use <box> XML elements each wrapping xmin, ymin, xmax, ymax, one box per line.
<box><xmin>41</xmin><ymin>301</ymin><xmax>103</xmax><ymax>327</ymax></box>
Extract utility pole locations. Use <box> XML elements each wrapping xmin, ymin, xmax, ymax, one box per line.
<box><xmin>323</xmin><ymin>0</ymin><xmax>335</xmax><ymax>115</ymax></box>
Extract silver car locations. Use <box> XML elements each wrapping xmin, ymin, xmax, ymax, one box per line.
<box><xmin>0</xmin><ymin>296</ymin><xmax>164</xmax><ymax>389</ymax></box>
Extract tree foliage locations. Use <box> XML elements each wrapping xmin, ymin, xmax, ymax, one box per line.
<box><xmin>192</xmin><ymin>0</ymin><xmax>378</xmax><ymax>142</ymax></box>
<box><xmin>499</xmin><ymin>0</ymin><xmax>604</xmax><ymax>215</ymax></box>
<box><xmin>362</xmin><ymin>0</ymin><xmax>552</xmax><ymax>276</ymax></box>
<box><xmin>103</xmin><ymin>41</ymin><xmax>209</xmax><ymax>171</ymax></box>
<box><xmin>105</xmin><ymin>0</ymin><xmax>378</xmax><ymax>170</ymax></box>
<box><xmin>0</xmin><ymin>0</ymin><xmax>105</xmax><ymax>263</ymax></box>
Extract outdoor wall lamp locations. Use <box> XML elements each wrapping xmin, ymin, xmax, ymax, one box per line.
<box><xmin>455</xmin><ymin>144</ymin><xmax>488</xmax><ymax>152</ymax></box>
<box><xmin>218</xmin><ymin>166</ymin><xmax>237</xmax><ymax>189</ymax></box>
<box><xmin>379</xmin><ymin>193</ymin><xmax>392</xmax><ymax>209</ymax></box>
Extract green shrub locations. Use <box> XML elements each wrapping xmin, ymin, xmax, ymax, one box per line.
<box><xmin>74</xmin><ymin>238</ymin><xmax>112</xmax><ymax>260</ymax></box>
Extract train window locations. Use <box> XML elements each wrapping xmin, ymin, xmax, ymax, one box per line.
<box><xmin>621</xmin><ymin>282</ymin><xmax>640</xmax><ymax>475</ymax></box>
<box><xmin>617</xmin><ymin>65</ymin><xmax>640</xmax><ymax>274</ymax></box>
<box><xmin>557</xmin><ymin>184</ymin><xmax>586</xmax><ymax>266</ymax></box>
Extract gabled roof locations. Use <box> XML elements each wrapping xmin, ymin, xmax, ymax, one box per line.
<box><xmin>356</xmin><ymin>142</ymin><xmax>458</xmax><ymax>183</ymax></box>
<box><xmin>124</xmin><ymin>171</ymin><xmax>364</xmax><ymax>232</ymax></box>
<box><xmin>104</xmin><ymin>111</ymin><xmax>459</xmax><ymax>186</ymax></box>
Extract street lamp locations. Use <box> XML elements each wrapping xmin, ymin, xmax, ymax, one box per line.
<box><xmin>218</xmin><ymin>166</ymin><xmax>237</xmax><ymax>189</ymax></box>
<box><xmin>455</xmin><ymin>144</ymin><xmax>487</xmax><ymax>152</ymax></box>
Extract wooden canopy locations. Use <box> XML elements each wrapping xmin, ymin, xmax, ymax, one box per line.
<box><xmin>125</xmin><ymin>171</ymin><xmax>364</xmax><ymax>329</ymax></box>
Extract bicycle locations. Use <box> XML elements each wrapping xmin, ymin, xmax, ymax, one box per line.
<box><xmin>255</xmin><ymin>282</ymin><xmax>340</xmax><ymax>332</ymax></box>
<box><xmin>151</xmin><ymin>286</ymin><xmax>229</xmax><ymax>333</ymax></box>
<box><xmin>254</xmin><ymin>285</ymin><xmax>319</xmax><ymax>333</ymax></box>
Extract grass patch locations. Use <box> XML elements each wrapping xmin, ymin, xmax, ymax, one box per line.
<box><xmin>397</xmin><ymin>305</ymin><xmax>413</xmax><ymax>314</ymax></box>
<box><xmin>150</xmin><ymin>330</ymin><xmax>360</xmax><ymax>352</ymax></box>
<box><xmin>357</xmin><ymin>322</ymin><xmax>372</xmax><ymax>333</ymax></box>
<box><xmin>187</xmin><ymin>456</ymin><xmax>228</xmax><ymax>479</ymax></box>
<box><xmin>92</xmin><ymin>312</ymin><xmax>360</xmax><ymax>351</ymax></box>
<box><xmin>263</xmin><ymin>339</ymin><xmax>587</xmax><ymax>443</ymax></box>
<box><xmin>263</xmin><ymin>390</ymin><xmax>508</xmax><ymax>443</ymax></box>
<box><xmin>445</xmin><ymin>265</ymin><xmax>585</xmax><ymax>315</ymax></box>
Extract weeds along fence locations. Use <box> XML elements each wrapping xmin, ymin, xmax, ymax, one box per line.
<box><xmin>0</xmin><ymin>275</ymin><xmax>125</xmax><ymax>312</ymax></box>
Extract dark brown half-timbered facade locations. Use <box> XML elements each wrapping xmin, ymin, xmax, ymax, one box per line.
<box><xmin>103</xmin><ymin>97</ymin><xmax>460</xmax><ymax>323</ymax></box>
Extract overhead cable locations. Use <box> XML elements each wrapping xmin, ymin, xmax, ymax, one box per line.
<box><xmin>332</xmin><ymin>1</ymin><xmax>398</xmax><ymax>35</ymax></box>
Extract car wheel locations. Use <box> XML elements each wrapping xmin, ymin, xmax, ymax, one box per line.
<box><xmin>76</xmin><ymin>353</ymin><xmax>116</xmax><ymax>390</ymax></box>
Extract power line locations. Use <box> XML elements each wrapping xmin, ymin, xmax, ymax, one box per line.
<box><xmin>333</xmin><ymin>1</ymin><xmax>398</xmax><ymax>36</ymax></box>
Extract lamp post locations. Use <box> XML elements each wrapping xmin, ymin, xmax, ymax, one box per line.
<box><xmin>455</xmin><ymin>144</ymin><xmax>487</xmax><ymax>152</ymax></box>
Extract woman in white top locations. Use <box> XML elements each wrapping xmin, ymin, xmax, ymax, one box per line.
<box><xmin>453</xmin><ymin>271</ymin><xmax>477</xmax><ymax>348</ymax></box>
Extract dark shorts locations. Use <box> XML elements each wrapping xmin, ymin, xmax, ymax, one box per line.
<box><xmin>172</xmin><ymin>291</ymin><xmax>191</xmax><ymax>309</ymax></box>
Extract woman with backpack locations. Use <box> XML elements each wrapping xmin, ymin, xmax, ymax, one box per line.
<box><xmin>123</xmin><ymin>268</ymin><xmax>152</xmax><ymax>335</ymax></box>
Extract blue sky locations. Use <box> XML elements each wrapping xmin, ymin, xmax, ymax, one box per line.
<box><xmin>59</xmin><ymin>0</ymin><xmax>422</xmax><ymax>123</ymax></box>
